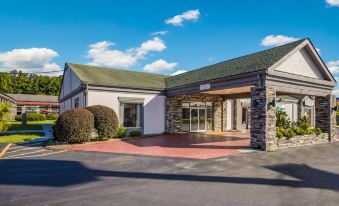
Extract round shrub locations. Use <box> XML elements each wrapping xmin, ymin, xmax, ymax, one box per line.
<box><xmin>85</xmin><ymin>105</ymin><xmax>118</xmax><ymax>139</ymax></box>
<box><xmin>306</xmin><ymin>127</ymin><xmax>314</xmax><ymax>135</ymax></box>
<box><xmin>294</xmin><ymin>127</ymin><xmax>305</xmax><ymax>136</ymax></box>
<box><xmin>55</xmin><ymin>108</ymin><xmax>94</xmax><ymax>143</ymax></box>
<box><xmin>115</xmin><ymin>126</ymin><xmax>127</xmax><ymax>138</ymax></box>
<box><xmin>46</xmin><ymin>113</ymin><xmax>59</xmax><ymax>120</ymax></box>
<box><xmin>315</xmin><ymin>128</ymin><xmax>322</xmax><ymax>135</ymax></box>
<box><xmin>129</xmin><ymin>130</ymin><xmax>142</xmax><ymax>137</ymax></box>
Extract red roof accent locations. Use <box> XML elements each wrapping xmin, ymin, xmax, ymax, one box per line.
<box><xmin>16</xmin><ymin>101</ymin><xmax>59</xmax><ymax>106</ymax></box>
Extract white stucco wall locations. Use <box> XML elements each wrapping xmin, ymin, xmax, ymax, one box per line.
<box><xmin>60</xmin><ymin>68</ymin><xmax>81</xmax><ymax>100</ymax></box>
<box><xmin>284</xmin><ymin>103</ymin><xmax>298</xmax><ymax>122</ymax></box>
<box><xmin>226</xmin><ymin>99</ymin><xmax>233</xmax><ymax>130</ymax></box>
<box><xmin>88</xmin><ymin>90</ymin><xmax>166</xmax><ymax>135</ymax></box>
<box><xmin>275</xmin><ymin>48</ymin><xmax>325</xmax><ymax>80</ymax></box>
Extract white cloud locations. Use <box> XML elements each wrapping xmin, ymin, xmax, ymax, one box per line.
<box><xmin>144</xmin><ymin>59</ymin><xmax>177</xmax><ymax>73</ymax></box>
<box><xmin>171</xmin><ymin>70</ymin><xmax>188</xmax><ymax>76</ymax></box>
<box><xmin>316</xmin><ymin>48</ymin><xmax>321</xmax><ymax>55</ymax></box>
<box><xmin>326</xmin><ymin>0</ymin><xmax>339</xmax><ymax>7</ymax></box>
<box><xmin>328</xmin><ymin>60</ymin><xmax>339</xmax><ymax>74</ymax></box>
<box><xmin>332</xmin><ymin>88</ymin><xmax>339</xmax><ymax>96</ymax></box>
<box><xmin>165</xmin><ymin>9</ymin><xmax>200</xmax><ymax>26</ymax></box>
<box><xmin>261</xmin><ymin>35</ymin><xmax>299</xmax><ymax>46</ymax></box>
<box><xmin>0</xmin><ymin>48</ymin><xmax>61</xmax><ymax>74</ymax></box>
<box><xmin>151</xmin><ymin>31</ymin><xmax>168</xmax><ymax>36</ymax></box>
<box><xmin>87</xmin><ymin>37</ymin><xmax>166</xmax><ymax>68</ymax></box>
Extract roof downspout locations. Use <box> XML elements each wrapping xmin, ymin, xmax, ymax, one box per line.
<box><xmin>84</xmin><ymin>83</ymin><xmax>89</xmax><ymax>107</ymax></box>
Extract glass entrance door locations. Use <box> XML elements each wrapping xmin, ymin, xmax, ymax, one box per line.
<box><xmin>190</xmin><ymin>108</ymin><xmax>206</xmax><ymax>131</ymax></box>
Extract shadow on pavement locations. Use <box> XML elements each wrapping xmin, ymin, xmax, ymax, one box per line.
<box><xmin>1</xmin><ymin>159</ymin><xmax>339</xmax><ymax>192</ymax></box>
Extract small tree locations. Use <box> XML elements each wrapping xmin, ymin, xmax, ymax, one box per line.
<box><xmin>276</xmin><ymin>108</ymin><xmax>291</xmax><ymax>129</ymax></box>
<box><xmin>0</xmin><ymin>103</ymin><xmax>11</xmax><ymax>132</ymax></box>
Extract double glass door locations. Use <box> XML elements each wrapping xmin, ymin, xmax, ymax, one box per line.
<box><xmin>190</xmin><ymin>108</ymin><xmax>206</xmax><ymax>131</ymax></box>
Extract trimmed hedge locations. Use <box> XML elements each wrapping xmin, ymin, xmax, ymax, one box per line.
<box><xmin>15</xmin><ymin>113</ymin><xmax>46</xmax><ymax>121</ymax></box>
<box><xmin>55</xmin><ymin>108</ymin><xmax>94</xmax><ymax>143</ymax></box>
<box><xmin>85</xmin><ymin>105</ymin><xmax>118</xmax><ymax>139</ymax></box>
<box><xmin>46</xmin><ymin>113</ymin><xmax>59</xmax><ymax>120</ymax></box>
<box><xmin>129</xmin><ymin>130</ymin><xmax>142</xmax><ymax>137</ymax></box>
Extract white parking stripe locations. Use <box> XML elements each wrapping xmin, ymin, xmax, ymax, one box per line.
<box><xmin>3</xmin><ymin>149</ymin><xmax>47</xmax><ymax>158</ymax></box>
<box><xmin>3</xmin><ymin>150</ymin><xmax>66</xmax><ymax>159</ymax></box>
<box><xmin>6</xmin><ymin>146</ymin><xmax>42</xmax><ymax>154</ymax></box>
<box><xmin>10</xmin><ymin>142</ymin><xmax>43</xmax><ymax>149</ymax></box>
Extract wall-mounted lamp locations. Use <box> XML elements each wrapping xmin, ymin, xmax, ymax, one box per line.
<box><xmin>332</xmin><ymin>106</ymin><xmax>338</xmax><ymax>111</ymax></box>
<box><xmin>270</xmin><ymin>99</ymin><xmax>276</xmax><ymax>108</ymax></box>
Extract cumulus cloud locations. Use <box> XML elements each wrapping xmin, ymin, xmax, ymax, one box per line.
<box><xmin>165</xmin><ymin>9</ymin><xmax>200</xmax><ymax>26</ymax></box>
<box><xmin>87</xmin><ymin>37</ymin><xmax>166</xmax><ymax>68</ymax></box>
<box><xmin>261</xmin><ymin>35</ymin><xmax>299</xmax><ymax>47</ymax></box>
<box><xmin>151</xmin><ymin>31</ymin><xmax>168</xmax><ymax>36</ymax></box>
<box><xmin>143</xmin><ymin>59</ymin><xmax>177</xmax><ymax>73</ymax></box>
<box><xmin>326</xmin><ymin>0</ymin><xmax>339</xmax><ymax>7</ymax></box>
<box><xmin>0</xmin><ymin>48</ymin><xmax>61</xmax><ymax>74</ymax></box>
<box><xmin>171</xmin><ymin>70</ymin><xmax>188</xmax><ymax>76</ymax></box>
<box><xmin>328</xmin><ymin>60</ymin><xmax>339</xmax><ymax>74</ymax></box>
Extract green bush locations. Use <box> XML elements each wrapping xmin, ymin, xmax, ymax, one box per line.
<box><xmin>84</xmin><ymin>105</ymin><xmax>119</xmax><ymax>139</ymax></box>
<box><xmin>28</xmin><ymin>113</ymin><xmax>46</xmax><ymax>121</ymax></box>
<box><xmin>55</xmin><ymin>108</ymin><xmax>94</xmax><ymax>143</ymax></box>
<box><xmin>46</xmin><ymin>113</ymin><xmax>59</xmax><ymax>120</ymax></box>
<box><xmin>315</xmin><ymin>128</ymin><xmax>322</xmax><ymax>135</ymax></box>
<box><xmin>305</xmin><ymin>127</ymin><xmax>314</xmax><ymax>135</ymax></box>
<box><xmin>294</xmin><ymin>127</ymin><xmax>305</xmax><ymax>136</ymax></box>
<box><xmin>129</xmin><ymin>130</ymin><xmax>142</xmax><ymax>137</ymax></box>
<box><xmin>282</xmin><ymin>128</ymin><xmax>295</xmax><ymax>139</ymax></box>
<box><xmin>276</xmin><ymin>131</ymin><xmax>283</xmax><ymax>139</ymax></box>
<box><xmin>115</xmin><ymin>126</ymin><xmax>127</xmax><ymax>138</ymax></box>
<box><xmin>15</xmin><ymin>114</ymin><xmax>22</xmax><ymax>121</ymax></box>
<box><xmin>296</xmin><ymin>116</ymin><xmax>311</xmax><ymax>130</ymax></box>
<box><xmin>0</xmin><ymin>103</ymin><xmax>11</xmax><ymax>132</ymax></box>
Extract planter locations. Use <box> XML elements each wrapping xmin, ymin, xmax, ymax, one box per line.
<box><xmin>275</xmin><ymin>133</ymin><xmax>329</xmax><ymax>150</ymax></box>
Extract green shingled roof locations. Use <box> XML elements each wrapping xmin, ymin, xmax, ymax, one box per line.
<box><xmin>67</xmin><ymin>39</ymin><xmax>305</xmax><ymax>90</ymax></box>
<box><xmin>67</xmin><ymin>63</ymin><xmax>167</xmax><ymax>90</ymax></box>
<box><xmin>165</xmin><ymin>39</ymin><xmax>305</xmax><ymax>88</ymax></box>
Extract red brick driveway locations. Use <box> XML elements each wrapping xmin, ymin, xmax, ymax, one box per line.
<box><xmin>67</xmin><ymin>132</ymin><xmax>253</xmax><ymax>159</ymax></box>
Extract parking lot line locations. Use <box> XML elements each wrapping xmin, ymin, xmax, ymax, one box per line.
<box><xmin>3</xmin><ymin>149</ymin><xmax>47</xmax><ymax>159</ymax></box>
<box><xmin>2</xmin><ymin>150</ymin><xmax>66</xmax><ymax>159</ymax></box>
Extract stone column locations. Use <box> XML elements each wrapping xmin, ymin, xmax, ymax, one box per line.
<box><xmin>166</xmin><ymin>96</ymin><xmax>182</xmax><ymax>133</ymax></box>
<box><xmin>222</xmin><ymin>99</ymin><xmax>227</xmax><ymax>131</ymax></box>
<box><xmin>315</xmin><ymin>95</ymin><xmax>336</xmax><ymax>142</ymax></box>
<box><xmin>213</xmin><ymin>101</ymin><xmax>223</xmax><ymax>131</ymax></box>
<box><xmin>250</xmin><ymin>86</ymin><xmax>277</xmax><ymax>151</ymax></box>
<box><xmin>232</xmin><ymin>99</ymin><xmax>241</xmax><ymax>130</ymax></box>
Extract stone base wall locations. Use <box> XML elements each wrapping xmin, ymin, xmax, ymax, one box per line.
<box><xmin>166</xmin><ymin>93</ymin><xmax>223</xmax><ymax>133</ymax></box>
<box><xmin>275</xmin><ymin>133</ymin><xmax>330</xmax><ymax>150</ymax></box>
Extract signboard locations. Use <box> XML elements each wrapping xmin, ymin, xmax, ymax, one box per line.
<box><xmin>200</xmin><ymin>83</ymin><xmax>210</xmax><ymax>91</ymax></box>
<box><xmin>304</xmin><ymin>99</ymin><xmax>314</xmax><ymax>106</ymax></box>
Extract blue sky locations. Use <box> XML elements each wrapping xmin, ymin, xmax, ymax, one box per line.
<box><xmin>0</xmin><ymin>0</ymin><xmax>338</xmax><ymax>90</ymax></box>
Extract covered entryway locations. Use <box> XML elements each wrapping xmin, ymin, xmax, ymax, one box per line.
<box><xmin>165</xmin><ymin>39</ymin><xmax>336</xmax><ymax>151</ymax></box>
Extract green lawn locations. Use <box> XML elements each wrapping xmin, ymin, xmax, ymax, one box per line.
<box><xmin>0</xmin><ymin>133</ymin><xmax>44</xmax><ymax>143</ymax></box>
<box><xmin>7</xmin><ymin>120</ymin><xmax>56</xmax><ymax>131</ymax></box>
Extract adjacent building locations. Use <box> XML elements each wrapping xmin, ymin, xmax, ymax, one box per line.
<box><xmin>59</xmin><ymin>38</ymin><xmax>336</xmax><ymax>150</ymax></box>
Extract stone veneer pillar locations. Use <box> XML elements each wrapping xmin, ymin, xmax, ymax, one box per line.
<box><xmin>315</xmin><ymin>95</ymin><xmax>336</xmax><ymax>142</ymax></box>
<box><xmin>250</xmin><ymin>86</ymin><xmax>277</xmax><ymax>151</ymax></box>
<box><xmin>213</xmin><ymin>101</ymin><xmax>223</xmax><ymax>131</ymax></box>
<box><xmin>166</xmin><ymin>96</ymin><xmax>182</xmax><ymax>133</ymax></box>
<box><xmin>232</xmin><ymin>99</ymin><xmax>242</xmax><ymax>130</ymax></box>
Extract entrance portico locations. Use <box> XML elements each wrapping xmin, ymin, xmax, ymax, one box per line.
<box><xmin>165</xmin><ymin>39</ymin><xmax>336</xmax><ymax>151</ymax></box>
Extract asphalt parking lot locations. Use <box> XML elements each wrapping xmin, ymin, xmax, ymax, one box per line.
<box><xmin>1</xmin><ymin>140</ymin><xmax>339</xmax><ymax>206</ymax></box>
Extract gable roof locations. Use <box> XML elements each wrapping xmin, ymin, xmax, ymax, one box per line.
<box><xmin>66</xmin><ymin>39</ymin><xmax>330</xmax><ymax>91</ymax></box>
<box><xmin>5</xmin><ymin>93</ymin><xmax>59</xmax><ymax>103</ymax></box>
<box><xmin>165</xmin><ymin>39</ymin><xmax>306</xmax><ymax>88</ymax></box>
<box><xmin>66</xmin><ymin>63</ymin><xmax>167</xmax><ymax>90</ymax></box>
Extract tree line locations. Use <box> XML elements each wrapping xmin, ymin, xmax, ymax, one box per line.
<box><xmin>0</xmin><ymin>70</ymin><xmax>62</xmax><ymax>96</ymax></box>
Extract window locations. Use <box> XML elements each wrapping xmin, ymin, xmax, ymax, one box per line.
<box><xmin>242</xmin><ymin>108</ymin><xmax>247</xmax><ymax>124</ymax></box>
<box><xmin>74</xmin><ymin>97</ymin><xmax>79</xmax><ymax>108</ymax></box>
<box><xmin>123</xmin><ymin>103</ymin><xmax>142</xmax><ymax>127</ymax></box>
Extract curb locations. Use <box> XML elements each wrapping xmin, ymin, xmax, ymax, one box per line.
<box><xmin>0</xmin><ymin>143</ymin><xmax>12</xmax><ymax>159</ymax></box>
